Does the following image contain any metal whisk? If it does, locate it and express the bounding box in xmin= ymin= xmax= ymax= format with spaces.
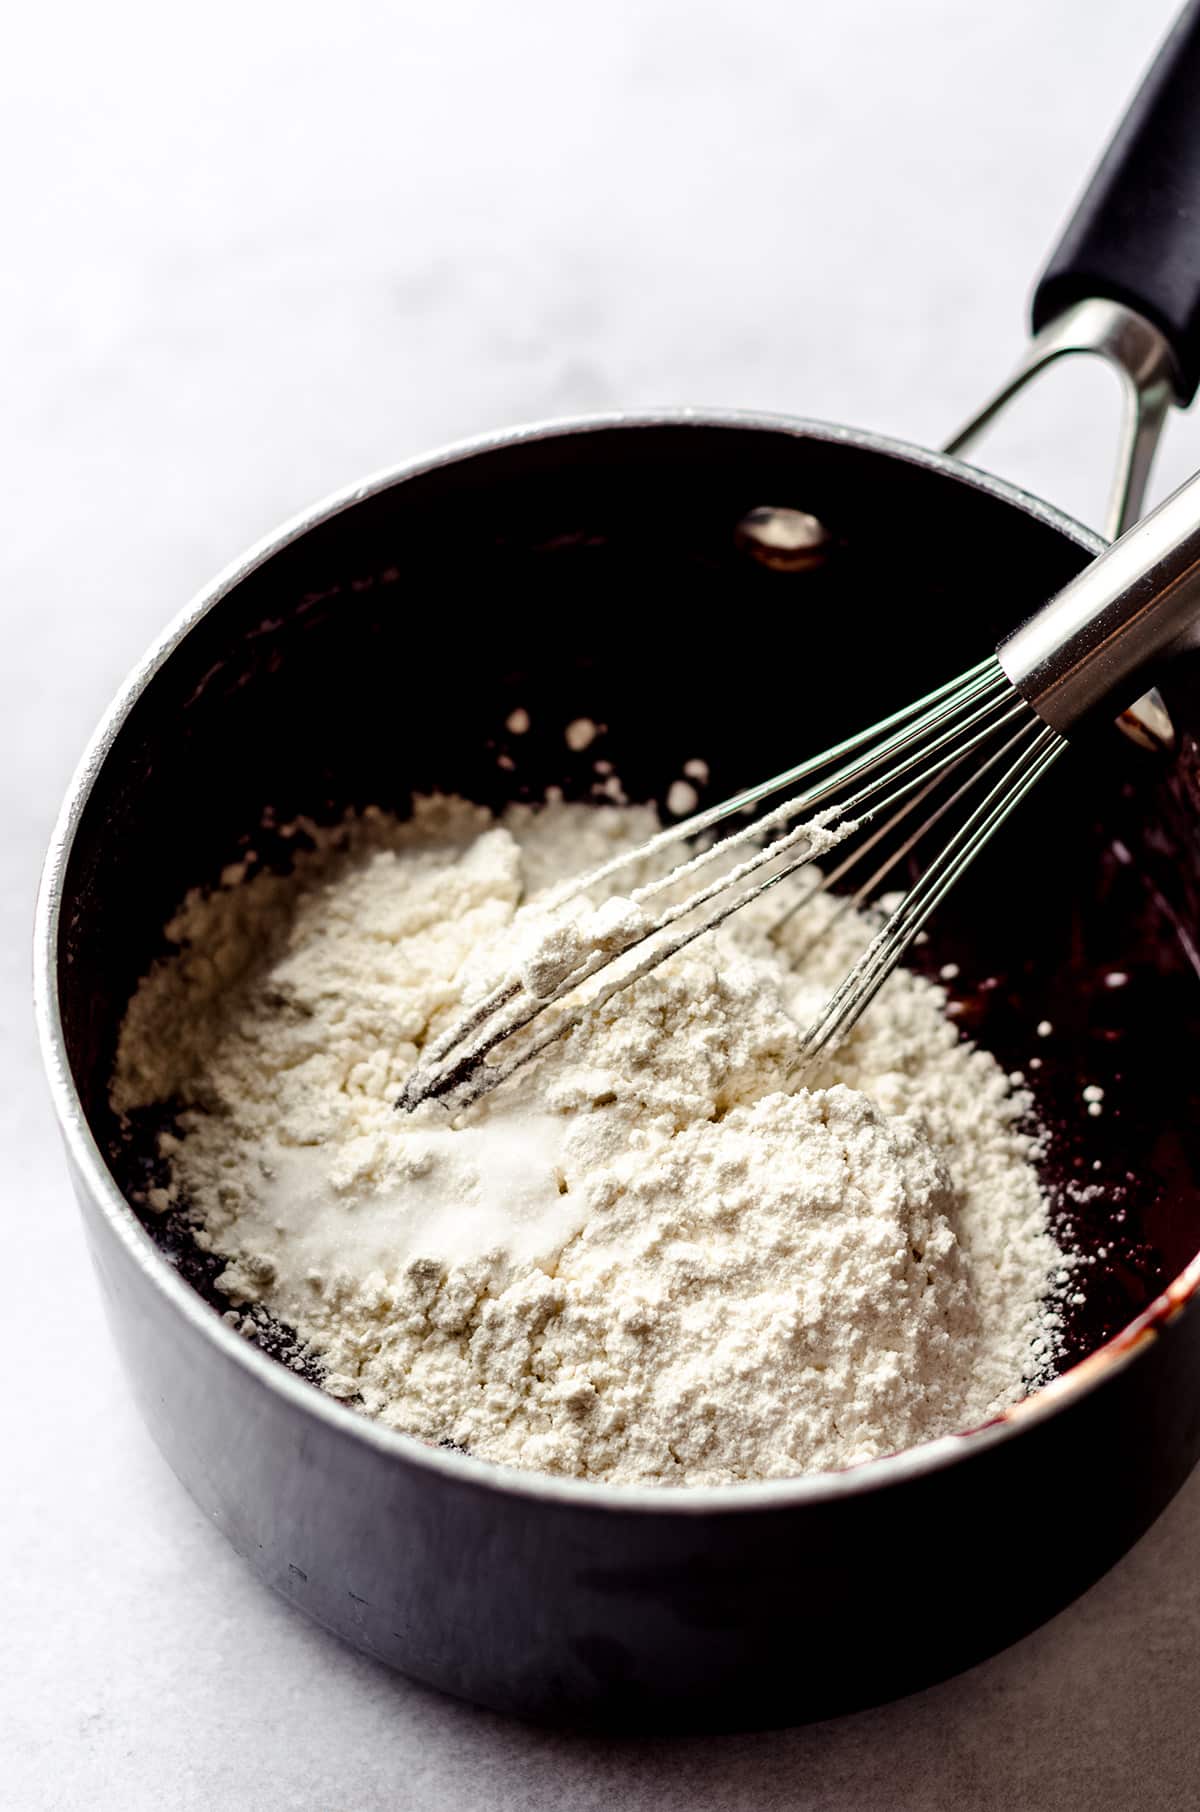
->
xmin=401 ymin=468 xmax=1200 ymax=1115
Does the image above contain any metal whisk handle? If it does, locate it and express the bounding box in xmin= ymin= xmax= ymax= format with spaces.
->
xmin=998 ymin=467 xmax=1200 ymax=735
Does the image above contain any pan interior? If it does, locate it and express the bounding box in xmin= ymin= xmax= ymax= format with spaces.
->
xmin=56 ymin=422 xmax=1200 ymax=1407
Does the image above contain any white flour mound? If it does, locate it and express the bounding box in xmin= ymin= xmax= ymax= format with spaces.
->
xmin=113 ymin=794 xmax=1064 ymax=1485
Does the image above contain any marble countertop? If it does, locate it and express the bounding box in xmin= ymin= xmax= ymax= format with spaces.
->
xmin=6 ymin=1 xmax=1200 ymax=1804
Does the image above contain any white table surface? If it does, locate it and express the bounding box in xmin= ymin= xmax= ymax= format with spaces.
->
xmin=6 ymin=2 xmax=1200 ymax=1804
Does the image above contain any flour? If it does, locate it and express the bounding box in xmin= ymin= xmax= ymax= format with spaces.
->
xmin=507 ymin=893 xmax=654 ymax=1002
xmin=112 ymin=794 xmax=1065 ymax=1485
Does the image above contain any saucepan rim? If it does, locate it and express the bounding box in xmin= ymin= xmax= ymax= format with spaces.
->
xmin=35 ymin=405 xmax=1200 ymax=1517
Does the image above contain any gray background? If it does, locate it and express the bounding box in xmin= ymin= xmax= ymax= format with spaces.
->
xmin=6 ymin=1 xmax=1200 ymax=1805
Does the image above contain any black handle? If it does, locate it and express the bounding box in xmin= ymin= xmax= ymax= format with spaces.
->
xmin=1032 ymin=1 xmax=1200 ymax=404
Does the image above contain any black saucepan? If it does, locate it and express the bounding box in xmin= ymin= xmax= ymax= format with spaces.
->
xmin=34 ymin=4 xmax=1200 ymax=1730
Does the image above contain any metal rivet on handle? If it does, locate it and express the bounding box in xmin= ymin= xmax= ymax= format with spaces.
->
xmin=735 ymin=506 xmax=831 ymax=572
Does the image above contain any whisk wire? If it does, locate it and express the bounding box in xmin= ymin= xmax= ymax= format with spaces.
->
xmin=409 ymin=669 xmax=1011 ymax=1097
xmin=534 ymin=658 xmax=1003 ymax=914
xmin=399 ymin=661 xmax=1062 ymax=1113
xmin=797 ymin=718 xmax=1063 ymax=1063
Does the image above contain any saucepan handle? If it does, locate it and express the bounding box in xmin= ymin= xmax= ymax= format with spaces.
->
xmin=945 ymin=3 xmax=1200 ymax=748
xmin=946 ymin=2 xmax=1200 ymax=549
xmin=1033 ymin=0 xmax=1200 ymax=407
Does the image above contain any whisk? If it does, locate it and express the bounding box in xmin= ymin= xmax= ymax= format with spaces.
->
xmin=400 ymin=469 xmax=1200 ymax=1115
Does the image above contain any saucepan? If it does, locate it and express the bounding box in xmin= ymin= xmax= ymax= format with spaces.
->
xmin=34 ymin=3 xmax=1200 ymax=1728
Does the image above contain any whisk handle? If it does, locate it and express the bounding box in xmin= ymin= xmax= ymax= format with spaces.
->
xmin=1032 ymin=0 xmax=1200 ymax=405
xmin=998 ymin=467 xmax=1200 ymax=735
